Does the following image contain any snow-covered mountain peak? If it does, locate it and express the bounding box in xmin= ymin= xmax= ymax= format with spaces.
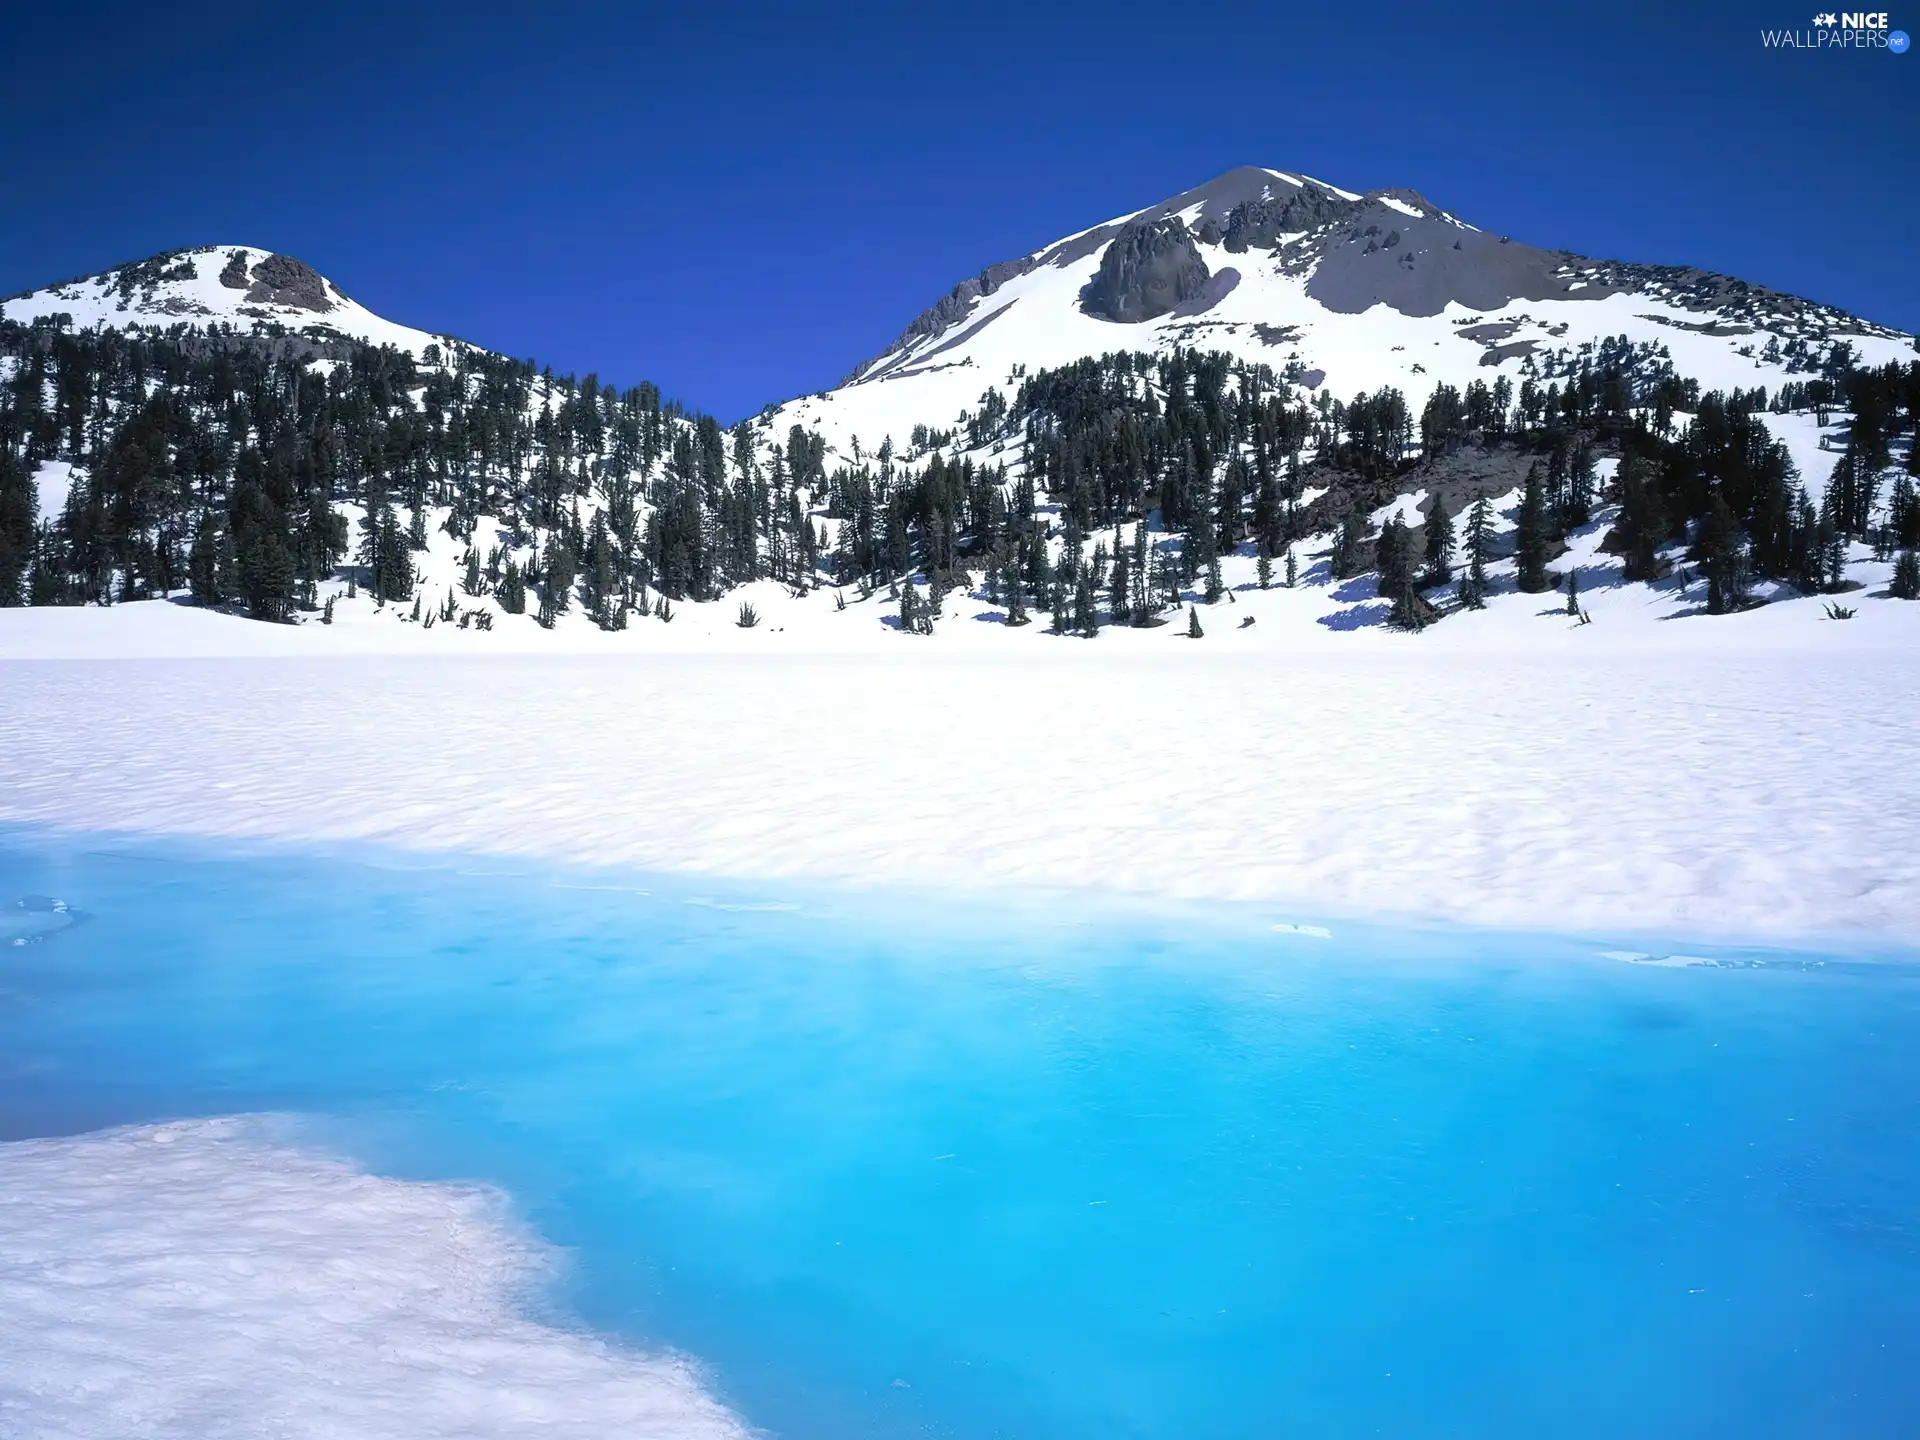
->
xmin=779 ymin=165 xmax=1913 ymax=463
xmin=0 ymin=245 xmax=446 ymax=354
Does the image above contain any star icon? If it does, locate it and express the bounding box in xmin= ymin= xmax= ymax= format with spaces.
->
xmin=1814 ymin=11 xmax=1837 ymax=24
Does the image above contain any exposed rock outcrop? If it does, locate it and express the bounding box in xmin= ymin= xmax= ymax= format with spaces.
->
xmin=1079 ymin=217 xmax=1213 ymax=324
xmin=1202 ymin=187 xmax=1360 ymax=252
xmin=844 ymin=256 xmax=1040 ymax=383
xmin=244 ymin=253 xmax=333 ymax=312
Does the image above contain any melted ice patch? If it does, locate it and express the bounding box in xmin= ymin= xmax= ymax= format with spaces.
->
xmin=2 ymin=895 xmax=80 ymax=947
xmin=1599 ymin=949 xmax=1788 ymax=970
xmin=1271 ymin=922 xmax=1334 ymax=940
xmin=685 ymin=897 xmax=801 ymax=914
xmin=0 ymin=1118 xmax=751 ymax=1440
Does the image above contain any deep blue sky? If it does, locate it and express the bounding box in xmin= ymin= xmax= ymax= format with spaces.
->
xmin=2 ymin=0 xmax=1913 ymax=420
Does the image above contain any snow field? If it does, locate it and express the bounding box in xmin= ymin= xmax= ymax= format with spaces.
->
xmin=0 ymin=1118 xmax=749 ymax=1440
xmin=2 ymin=616 xmax=1915 ymax=946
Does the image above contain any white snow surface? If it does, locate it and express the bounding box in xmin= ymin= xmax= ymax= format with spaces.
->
xmin=32 ymin=460 xmax=75 ymax=526
xmin=2 ymin=594 xmax=1916 ymax=948
xmin=0 ymin=1117 xmax=750 ymax=1440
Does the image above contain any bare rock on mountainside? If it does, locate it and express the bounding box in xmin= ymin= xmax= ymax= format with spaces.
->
xmin=242 ymin=253 xmax=334 ymax=312
xmin=1201 ymin=185 xmax=1360 ymax=252
xmin=1080 ymin=216 xmax=1214 ymax=324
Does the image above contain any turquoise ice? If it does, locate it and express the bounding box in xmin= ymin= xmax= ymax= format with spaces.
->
xmin=3 ymin=832 xmax=1917 ymax=1438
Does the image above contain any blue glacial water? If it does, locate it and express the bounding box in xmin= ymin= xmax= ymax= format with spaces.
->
xmin=2 ymin=828 xmax=1918 ymax=1438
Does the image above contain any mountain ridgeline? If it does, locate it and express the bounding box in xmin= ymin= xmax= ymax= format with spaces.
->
xmin=2 ymin=170 xmax=1918 ymax=631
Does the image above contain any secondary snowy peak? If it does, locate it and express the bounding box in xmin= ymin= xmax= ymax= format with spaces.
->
xmin=0 ymin=245 xmax=448 ymax=354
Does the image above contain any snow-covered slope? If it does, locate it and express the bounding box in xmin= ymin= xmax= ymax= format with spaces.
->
xmin=764 ymin=166 xmax=1914 ymax=459
xmin=1 ymin=175 xmax=1914 ymax=647
xmin=0 ymin=245 xmax=447 ymax=355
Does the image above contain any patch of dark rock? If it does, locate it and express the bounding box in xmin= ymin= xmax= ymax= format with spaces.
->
xmin=1396 ymin=440 xmax=1548 ymax=524
xmin=1479 ymin=341 xmax=1537 ymax=365
xmin=845 ymin=254 xmax=1040 ymax=382
xmin=219 ymin=250 xmax=251 ymax=289
xmin=1254 ymin=323 xmax=1300 ymax=347
xmin=1306 ymin=206 xmax=1630 ymax=318
xmin=1215 ymin=186 xmax=1361 ymax=253
xmin=904 ymin=299 xmax=1017 ymax=367
xmin=244 ymin=254 xmax=334 ymax=312
xmin=1080 ymin=216 xmax=1213 ymax=324
xmin=1633 ymin=312 xmax=1755 ymax=337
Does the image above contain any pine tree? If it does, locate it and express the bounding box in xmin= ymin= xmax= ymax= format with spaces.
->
xmin=189 ymin=511 xmax=224 ymax=606
xmin=1890 ymin=474 xmax=1918 ymax=550
xmin=1380 ymin=519 xmax=1427 ymax=628
xmin=1187 ymin=605 xmax=1203 ymax=638
xmin=1614 ymin=455 xmax=1668 ymax=582
xmin=1460 ymin=493 xmax=1494 ymax=607
xmin=237 ymin=528 xmax=295 ymax=622
xmin=1422 ymin=497 xmax=1454 ymax=587
xmin=1330 ymin=508 xmax=1370 ymax=579
xmin=1566 ymin=443 xmax=1595 ymax=528
xmin=1075 ymin=560 xmax=1099 ymax=636
xmin=898 ymin=578 xmax=922 ymax=634
xmin=1890 ymin=548 xmax=1920 ymax=600
xmin=536 ymin=539 xmax=574 ymax=627
xmin=1514 ymin=464 xmax=1551 ymax=593
xmin=1184 ymin=507 xmax=1216 ymax=588
xmin=1815 ymin=490 xmax=1846 ymax=591
xmin=1129 ymin=521 xmax=1152 ymax=621
xmin=1048 ymin=547 xmax=1076 ymax=632
xmin=497 ymin=559 xmax=527 ymax=614
xmin=1376 ymin=516 xmax=1410 ymax=599
xmin=1002 ymin=559 xmax=1028 ymax=626
xmin=1108 ymin=546 xmax=1132 ymax=626
xmin=374 ymin=504 xmax=413 ymax=604
xmin=1284 ymin=545 xmax=1297 ymax=588
xmin=1695 ymin=495 xmax=1749 ymax=614
xmin=0 ymin=449 xmax=35 ymax=607
xmin=1565 ymin=569 xmax=1581 ymax=616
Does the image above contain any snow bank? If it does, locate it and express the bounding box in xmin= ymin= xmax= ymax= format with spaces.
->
xmin=2 ymin=622 xmax=1915 ymax=946
xmin=0 ymin=1118 xmax=749 ymax=1440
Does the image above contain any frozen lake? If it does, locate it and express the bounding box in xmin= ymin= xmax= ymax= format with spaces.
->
xmin=3 ymin=829 xmax=1917 ymax=1437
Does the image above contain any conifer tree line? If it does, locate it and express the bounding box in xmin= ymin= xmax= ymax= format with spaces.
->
xmin=2 ymin=313 xmax=1916 ymax=625
xmin=0 ymin=318 xmax=758 ymax=622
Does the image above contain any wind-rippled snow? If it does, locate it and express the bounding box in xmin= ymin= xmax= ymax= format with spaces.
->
xmin=2 ymin=623 xmax=1914 ymax=945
